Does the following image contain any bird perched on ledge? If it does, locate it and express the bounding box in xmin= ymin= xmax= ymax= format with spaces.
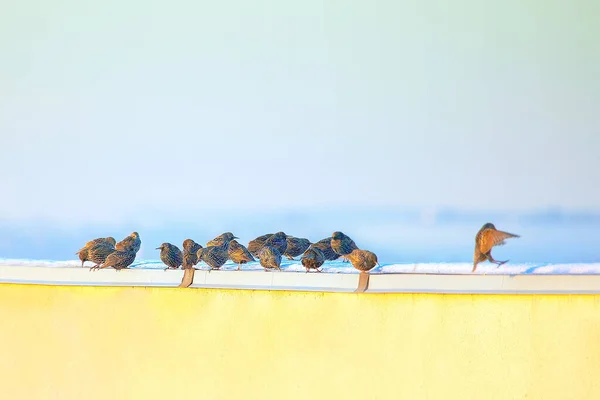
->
xmin=116 ymin=232 xmax=141 ymax=253
xmin=197 ymin=239 xmax=234 ymax=271
xmin=347 ymin=249 xmax=379 ymax=273
xmin=91 ymin=249 xmax=136 ymax=271
xmin=257 ymin=245 xmax=282 ymax=271
xmin=347 ymin=249 xmax=380 ymax=293
xmin=262 ymin=232 xmax=288 ymax=256
xmin=206 ymin=232 xmax=237 ymax=247
xmin=83 ymin=242 xmax=116 ymax=269
xmin=301 ymin=246 xmax=325 ymax=273
xmin=182 ymin=239 xmax=203 ymax=269
xmin=76 ymin=237 xmax=116 ymax=267
xmin=227 ymin=240 xmax=255 ymax=270
xmin=331 ymin=231 xmax=358 ymax=261
xmin=311 ymin=238 xmax=341 ymax=261
xmin=284 ymin=236 xmax=311 ymax=260
xmin=473 ymin=223 xmax=520 ymax=272
xmin=157 ymin=243 xmax=183 ymax=270
xmin=248 ymin=233 xmax=273 ymax=257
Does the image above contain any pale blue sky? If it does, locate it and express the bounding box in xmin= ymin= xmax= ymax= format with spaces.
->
xmin=1 ymin=0 xmax=599 ymax=227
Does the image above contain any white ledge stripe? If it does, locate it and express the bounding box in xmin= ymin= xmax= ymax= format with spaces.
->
xmin=1 ymin=265 xmax=600 ymax=294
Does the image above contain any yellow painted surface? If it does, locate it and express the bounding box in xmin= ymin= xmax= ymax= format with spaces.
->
xmin=0 ymin=284 xmax=599 ymax=399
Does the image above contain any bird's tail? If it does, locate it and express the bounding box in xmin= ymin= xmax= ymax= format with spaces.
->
xmin=501 ymin=231 xmax=520 ymax=239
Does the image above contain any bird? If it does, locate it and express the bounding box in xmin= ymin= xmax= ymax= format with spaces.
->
xmin=115 ymin=232 xmax=141 ymax=253
xmin=197 ymin=238 xmax=235 ymax=271
xmin=206 ymin=232 xmax=238 ymax=247
xmin=257 ymin=245 xmax=282 ymax=271
xmin=347 ymin=249 xmax=380 ymax=272
xmin=75 ymin=237 xmax=116 ymax=267
xmin=301 ymin=247 xmax=325 ymax=273
xmin=248 ymin=233 xmax=273 ymax=257
xmin=283 ymin=236 xmax=312 ymax=260
xmin=330 ymin=231 xmax=358 ymax=261
xmin=83 ymin=242 xmax=116 ymax=269
xmin=227 ymin=240 xmax=255 ymax=270
xmin=347 ymin=249 xmax=380 ymax=293
xmin=473 ymin=223 xmax=520 ymax=272
xmin=262 ymin=232 xmax=288 ymax=256
xmin=91 ymin=249 xmax=136 ymax=271
xmin=157 ymin=243 xmax=183 ymax=271
xmin=310 ymin=238 xmax=341 ymax=261
xmin=182 ymin=239 xmax=203 ymax=269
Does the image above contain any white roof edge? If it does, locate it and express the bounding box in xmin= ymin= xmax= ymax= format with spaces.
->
xmin=0 ymin=265 xmax=599 ymax=294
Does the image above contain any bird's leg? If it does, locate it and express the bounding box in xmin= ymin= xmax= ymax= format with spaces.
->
xmin=305 ymin=268 xmax=309 ymax=273
xmin=316 ymin=268 xmax=322 ymax=273
xmin=237 ymin=264 xmax=241 ymax=271
xmin=486 ymin=253 xmax=508 ymax=267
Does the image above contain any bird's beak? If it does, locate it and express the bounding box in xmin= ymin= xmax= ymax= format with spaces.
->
xmin=155 ymin=247 xmax=161 ymax=250
xmin=233 ymin=236 xmax=239 ymax=239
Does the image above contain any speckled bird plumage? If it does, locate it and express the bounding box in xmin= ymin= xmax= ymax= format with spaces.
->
xmin=347 ymin=249 xmax=379 ymax=272
xmin=248 ymin=233 xmax=273 ymax=257
xmin=331 ymin=231 xmax=359 ymax=260
xmin=197 ymin=240 xmax=233 ymax=271
xmin=157 ymin=243 xmax=183 ymax=270
xmin=76 ymin=237 xmax=116 ymax=267
xmin=182 ymin=239 xmax=203 ymax=269
xmin=92 ymin=249 xmax=136 ymax=271
xmin=284 ymin=236 xmax=311 ymax=260
xmin=227 ymin=240 xmax=255 ymax=270
xmin=206 ymin=232 xmax=237 ymax=247
xmin=85 ymin=242 xmax=116 ymax=268
xmin=301 ymin=247 xmax=325 ymax=273
xmin=473 ymin=223 xmax=520 ymax=272
xmin=263 ymin=232 xmax=288 ymax=256
xmin=257 ymin=245 xmax=282 ymax=271
xmin=115 ymin=232 xmax=141 ymax=253
xmin=311 ymin=238 xmax=341 ymax=261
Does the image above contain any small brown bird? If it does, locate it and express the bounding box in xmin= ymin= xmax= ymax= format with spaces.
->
xmin=197 ymin=241 xmax=232 ymax=271
xmin=91 ymin=249 xmax=136 ymax=271
xmin=311 ymin=238 xmax=341 ymax=261
xmin=115 ymin=232 xmax=141 ymax=253
xmin=248 ymin=233 xmax=273 ymax=257
xmin=157 ymin=243 xmax=183 ymax=271
xmin=284 ymin=236 xmax=312 ymax=260
xmin=262 ymin=231 xmax=288 ymax=256
xmin=331 ymin=231 xmax=359 ymax=261
xmin=227 ymin=240 xmax=255 ymax=270
xmin=347 ymin=249 xmax=380 ymax=272
xmin=347 ymin=249 xmax=379 ymax=293
xmin=473 ymin=223 xmax=520 ymax=272
xmin=182 ymin=239 xmax=203 ymax=269
xmin=301 ymin=247 xmax=325 ymax=273
xmin=84 ymin=242 xmax=116 ymax=269
xmin=206 ymin=232 xmax=238 ymax=247
xmin=257 ymin=245 xmax=282 ymax=271
xmin=75 ymin=237 xmax=116 ymax=267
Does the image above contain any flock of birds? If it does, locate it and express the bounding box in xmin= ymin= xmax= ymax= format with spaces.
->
xmin=75 ymin=223 xmax=520 ymax=275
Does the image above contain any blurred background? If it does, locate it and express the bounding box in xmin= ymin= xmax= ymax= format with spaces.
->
xmin=1 ymin=0 xmax=598 ymax=263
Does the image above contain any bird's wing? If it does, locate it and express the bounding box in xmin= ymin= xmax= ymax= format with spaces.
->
xmin=480 ymin=229 xmax=520 ymax=254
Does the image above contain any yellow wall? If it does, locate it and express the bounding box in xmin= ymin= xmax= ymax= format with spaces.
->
xmin=0 ymin=284 xmax=599 ymax=400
